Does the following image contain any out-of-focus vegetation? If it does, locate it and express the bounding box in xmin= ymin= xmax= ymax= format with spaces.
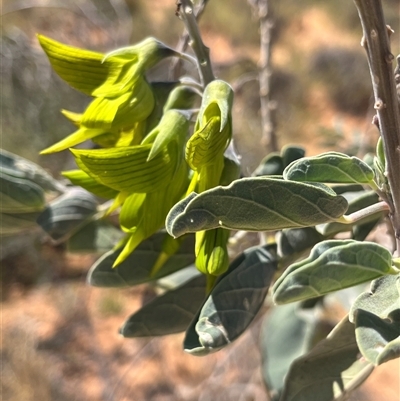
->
xmin=1 ymin=1 xmax=400 ymax=400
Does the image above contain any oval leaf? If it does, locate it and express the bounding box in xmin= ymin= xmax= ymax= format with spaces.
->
xmin=350 ymin=274 xmax=400 ymax=366
xmin=279 ymin=316 xmax=374 ymax=401
xmin=184 ymin=245 xmax=277 ymax=356
xmin=283 ymin=151 xmax=374 ymax=184
xmin=354 ymin=308 xmax=400 ymax=366
xmin=36 ymin=188 xmax=98 ymax=242
xmin=166 ymin=177 xmax=348 ymax=237
xmin=67 ymin=220 xmax=124 ymax=254
xmin=120 ymin=274 xmax=206 ymax=337
xmin=261 ymin=303 xmax=334 ymax=401
xmin=87 ymin=231 xmax=195 ymax=287
xmin=0 ymin=173 xmax=45 ymax=213
xmin=273 ymin=240 xmax=393 ymax=304
xmin=1 ymin=149 xmax=63 ymax=192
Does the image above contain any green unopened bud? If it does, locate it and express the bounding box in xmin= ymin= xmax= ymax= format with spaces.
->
xmin=163 ymin=85 xmax=199 ymax=112
xmin=195 ymin=228 xmax=230 ymax=276
xmin=185 ymin=80 xmax=234 ymax=180
xmin=143 ymin=109 xmax=190 ymax=165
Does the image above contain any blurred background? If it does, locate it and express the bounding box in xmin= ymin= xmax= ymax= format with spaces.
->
xmin=1 ymin=0 xmax=400 ymax=400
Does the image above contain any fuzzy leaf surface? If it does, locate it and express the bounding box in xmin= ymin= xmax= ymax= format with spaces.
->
xmin=261 ymin=303 xmax=331 ymax=401
xmin=120 ymin=275 xmax=206 ymax=337
xmin=350 ymin=274 xmax=400 ymax=365
xmin=0 ymin=173 xmax=45 ymax=213
xmin=354 ymin=309 xmax=400 ymax=366
xmin=283 ymin=152 xmax=374 ymax=184
xmin=1 ymin=149 xmax=62 ymax=192
xmin=279 ymin=316 xmax=373 ymax=401
xmin=166 ymin=177 xmax=348 ymax=237
xmin=36 ymin=188 xmax=98 ymax=242
xmin=87 ymin=232 xmax=195 ymax=287
xmin=273 ymin=240 xmax=393 ymax=304
xmin=67 ymin=221 xmax=124 ymax=253
xmin=184 ymin=245 xmax=277 ymax=356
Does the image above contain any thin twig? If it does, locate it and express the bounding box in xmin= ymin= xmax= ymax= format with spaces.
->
xmin=177 ymin=0 xmax=215 ymax=86
xmin=353 ymin=0 xmax=400 ymax=255
xmin=249 ymin=0 xmax=278 ymax=152
xmin=170 ymin=0 xmax=210 ymax=80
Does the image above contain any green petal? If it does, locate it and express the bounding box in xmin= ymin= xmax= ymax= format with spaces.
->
xmin=38 ymin=34 xmax=124 ymax=95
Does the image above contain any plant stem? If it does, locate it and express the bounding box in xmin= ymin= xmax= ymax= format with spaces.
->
xmin=353 ymin=0 xmax=400 ymax=255
xmin=249 ymin=0 xmax=278 ymax=152
xmin=170 ymin=0 xmax=210 ymax=80
xmin=178 ymin=0 xmax=215 ymax=86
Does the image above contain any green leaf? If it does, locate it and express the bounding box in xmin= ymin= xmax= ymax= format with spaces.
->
xmin=61 ymin=170 xmax=119 ymax=199
xmin=0 ymin=172 xmax=45 ymax=213
xmin=350 ymin=274 xmax=400 ymax=322
xmin=183 ymin=245 xmax=277 ymax=356
xmin=166 ymin=177 xmax=348 ymax=237
xmin=273 ymin=240 xmax=393 ymax=304
xmin=38 ymin=34 xmax=124 ymax=96
xmin=261 ymin=303 xmax=333 ymax=401
xmin=67 ymin=220 xmax=124 ymax=253
xmin=41 ymin=127 xmax=109 ymax=154
xmin=350 ymin=274 xmax=400 ymax=365
xmin=253 ymin=153 xmax=284 ymax=176
xmin=0 ymin=212 xmax=41 ymax=236
xmin=317 ymin=190 xmax=381 ymax=236
xmin=281 ymin=145 xmax=306 ymax=168
xmin=120 ymin=274 xmax=206 ymax=337
xmin=354 ymin=309 xmax=400 ymax=366
xmin=279 ymin=316 xmax=374 ymax=401
xmin=330 ymin=183 xmax=365 ymax=195
xmin=87 ymin=231 xmax=195 ymax=287
xmin=278 ymin=227 xmax=324 ymax=258
xmin=1 ymin=149 xmax=63 ymax=192
xmin=36 ymin=188 xmax=98 ymax=242
xmin=283 ymin=152 xmax=375 ymax=184
xmin=71 ymin=145 xmax=175 ymax=193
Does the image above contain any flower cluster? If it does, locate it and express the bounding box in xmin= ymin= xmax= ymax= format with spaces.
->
xmin=39 ymin=35 xmax=239 ymax=276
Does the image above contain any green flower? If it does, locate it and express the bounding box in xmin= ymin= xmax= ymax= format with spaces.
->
xmin=183 ymin=80 xmax=236 ymax=277
xmin=186 ymin=79 xmax=234 ymax=193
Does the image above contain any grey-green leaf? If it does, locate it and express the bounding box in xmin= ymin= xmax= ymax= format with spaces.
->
xmin=36 ymin=188 xmax=98 ymax=242
xmin=184 ymin=245 xmax=277 ymax=356
xmin=0 ymin=149 xmax=63 ymax=193
xmin=283 ymin=151 xmax=375 ymax=184
xmin=279 ymin=316 xmax=374 ymax=401
xmin=350 ymin=274 xmax=400 ymax=366
xmin=261 ymin=303 xmax=333 ymax=401
xmin=67 ymin=220 xmax=124 ymax=253
xmin=273 ymin=240 xmax=393 ymax=304
xmin=0 ymin=172 xmax=45 ymax=213
xmin=354 ymin=309 xmax=400 ymax=366
xmin=278 ymin=227 xmax=324 ymax=258
xmin=87 ymin=231 xmax=195 ymax=287
xmin=317 ymin=190 xmax=381 ymax=236
xmin=120 ymin=274 xmax=206 ymax=337
xmin=166 ymin=177 xmax=348 ymax=238
xmin=349 ymin=274 xmax=400 ymax=323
